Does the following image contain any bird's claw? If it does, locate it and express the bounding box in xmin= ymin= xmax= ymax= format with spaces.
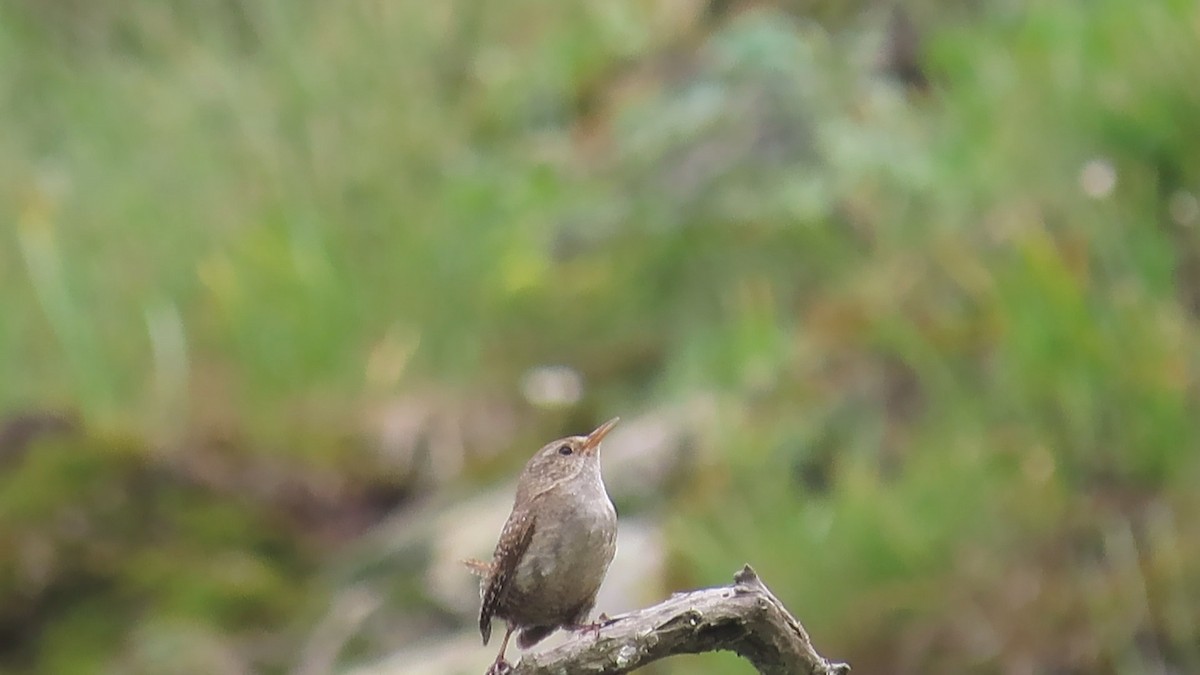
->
xmin=485 ymin=658 xmax=513 ymax=675
xmin=567 ymin=613 xmax=611 ymax=639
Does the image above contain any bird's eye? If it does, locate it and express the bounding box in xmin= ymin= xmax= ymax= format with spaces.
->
xmin=557 ymin=445 xmax=573 ymax=456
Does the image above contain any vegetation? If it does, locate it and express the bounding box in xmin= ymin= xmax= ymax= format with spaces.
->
xmin=2 ymin=1 xmax=1198 ymax=673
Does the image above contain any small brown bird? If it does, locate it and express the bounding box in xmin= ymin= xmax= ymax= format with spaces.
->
xmin=464 ymin=418 xmax=620 ymax=674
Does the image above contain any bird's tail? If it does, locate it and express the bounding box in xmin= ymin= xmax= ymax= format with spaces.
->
xmin=461 ymin=558 xmax=492 ymax=577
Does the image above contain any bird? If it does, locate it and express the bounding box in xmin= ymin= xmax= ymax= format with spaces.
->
xmin=463 ymin=417 xmax=620 ymax=674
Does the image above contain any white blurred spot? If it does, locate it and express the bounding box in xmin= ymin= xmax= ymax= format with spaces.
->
xmin=1169 ymin=191 xmax=1199 ymax=226
xmin=1079 ymin=158 xmax=1117 ymax=199
xmin=520 ymin=365 xmax=584 ymax=409
xmin=616 ymin=643 xmax=638 ymax=667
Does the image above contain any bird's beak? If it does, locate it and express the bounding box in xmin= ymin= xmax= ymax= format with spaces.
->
xmin=581 ymin=417 xmax=620 ymax=455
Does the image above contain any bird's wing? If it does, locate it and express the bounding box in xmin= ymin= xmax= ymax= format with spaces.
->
xmin=479 ymin=505 xmax=536 ymax=645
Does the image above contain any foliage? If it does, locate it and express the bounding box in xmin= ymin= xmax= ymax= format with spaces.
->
xmin=2 ymin=0 xmax=1199 ymax=673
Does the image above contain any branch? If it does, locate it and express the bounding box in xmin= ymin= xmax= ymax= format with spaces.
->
xmin=512 ymin=565 xmax=849 ymax=675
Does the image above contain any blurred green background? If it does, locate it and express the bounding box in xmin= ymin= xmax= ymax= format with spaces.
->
xmin=3 ymin=0 xmax=1200 ymax=673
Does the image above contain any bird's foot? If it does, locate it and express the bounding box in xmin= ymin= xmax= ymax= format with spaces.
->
xmin=484 ymin=657 xmax=513 ymax=675
xmin=566 ymin=613 xmax=611 ymax=639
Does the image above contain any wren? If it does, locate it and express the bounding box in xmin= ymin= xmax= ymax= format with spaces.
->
xmin=464 ymin=417 xmax=620 ymax=674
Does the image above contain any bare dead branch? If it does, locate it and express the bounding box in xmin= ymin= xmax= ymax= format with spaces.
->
xmin=511 ymin=565 xmax=849 ymax=675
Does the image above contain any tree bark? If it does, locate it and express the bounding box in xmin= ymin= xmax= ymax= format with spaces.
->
xmin=511 ymin=565 xmax=849 ymax=675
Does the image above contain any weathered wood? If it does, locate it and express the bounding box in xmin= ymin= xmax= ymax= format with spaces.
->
xmin=510 ymin=565 xmax=849 ymax=675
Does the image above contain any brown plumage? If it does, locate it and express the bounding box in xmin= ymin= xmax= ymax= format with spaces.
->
xmin=465 ymin=418 xmax=620 ymax=673
xmin=479 ymin=508 xmax=536 ymax=646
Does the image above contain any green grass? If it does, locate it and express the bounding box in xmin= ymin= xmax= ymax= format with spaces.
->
xmin=2 ymin=0 xmax=1199 ymax=673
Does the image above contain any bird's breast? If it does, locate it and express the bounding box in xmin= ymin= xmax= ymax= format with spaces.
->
xmin=508 ymin=486 xmax=617 ymax=619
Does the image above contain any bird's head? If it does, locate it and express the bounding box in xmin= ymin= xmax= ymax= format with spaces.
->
xmin=515 ymin=417 xmax=619 ymax=501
